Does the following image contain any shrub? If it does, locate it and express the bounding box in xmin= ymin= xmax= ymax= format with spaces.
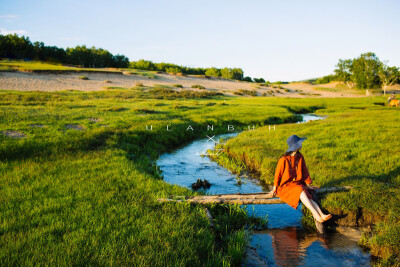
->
xmin=173 ymin=84 xmax=183 ymax=88
xmin=133 ymin=108 xmax=156 ymax=113
xmin=316 ymin=74 xmax=337 ymax=84
xmin=143 ymin=88 xmax=222 ymax=99
xmin=78 ymin=75 xmax=89 ymax=80
xmin=135 ymin=81 xmax=144 ymax=87
xmin=165 ymin=66 xmax=182 ymax=75
xmin=238 ymin=89 xmax=257 ymax=96
xmin=284 ymin=89 xmax=290 ymax=92
xmin=191 ymin=85 xmax=205 ymax=89
xmin=254 ymin=78 xmax=265 ymax=83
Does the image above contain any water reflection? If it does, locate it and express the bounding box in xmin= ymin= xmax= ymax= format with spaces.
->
xmin=247 ymin=228 xmax=371 ymax=266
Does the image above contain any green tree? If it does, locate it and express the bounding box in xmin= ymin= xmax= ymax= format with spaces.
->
xmin=0 ymin=34 xmax=34 ymax=59
xmin=243 ymin=76 xmax=253 ymax=82
xmin=165 ymin=66 xmax=182 ymax=75
xmin=220 ymin=68 xmax=232 ymax=79
xmin=351 ymin=52 xmax=381 ymax=90
xmin=378 ymin=62 xmax=399 ymax=95
xmin=220 ymin=68 xmax=243 ymax=80
xmin=231 ymin=68 xmax=244 ymax=80
xmin=130 ymin=59 xmax=155 ymax=70
xmin=334 ymin=59 xmax=354 ymax=88
xmin=113 ymin=54 xmax=129 ymax=68
xmin=205 ymin=67 xmax=221 ymax=77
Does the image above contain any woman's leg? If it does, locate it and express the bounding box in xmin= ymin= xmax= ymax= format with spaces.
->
xmin=299 ymin=191 xmax=323 ymax=222
xmin=309 ymin=199 xmax=332 ymax=221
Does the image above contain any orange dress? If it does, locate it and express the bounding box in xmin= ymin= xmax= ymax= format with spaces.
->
xmin=273 ymin=152 xmax=312 ymax=209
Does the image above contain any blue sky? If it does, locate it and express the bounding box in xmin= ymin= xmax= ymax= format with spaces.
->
xmin=1 ymin=0 xmax=399 ymax=81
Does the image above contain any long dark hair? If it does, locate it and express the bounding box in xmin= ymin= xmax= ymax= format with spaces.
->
xmin=278 ymin=150 xmax=302 ymax=160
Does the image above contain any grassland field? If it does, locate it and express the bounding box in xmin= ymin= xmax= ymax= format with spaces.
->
xmin=0 ymin=65 xmax=399 ymax=265
xmin=209 ymin=97 xmax=400 ymax=266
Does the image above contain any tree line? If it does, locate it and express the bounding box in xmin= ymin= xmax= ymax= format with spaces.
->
xmin=316 ymin=52 xmax=399 ymax=94
xmin=130 ymin=59 xmax=254 ymax=81
xmin=0 ymin=34 xmax=268 ymax=82
xmin=0 ymin=34 xmax=129 ymax=68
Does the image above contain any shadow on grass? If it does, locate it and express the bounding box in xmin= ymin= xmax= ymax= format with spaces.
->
xmin=279 ymin=105 xmax=326 ymax=114
xmin=323 ymin=164 xmax=400 ymax=187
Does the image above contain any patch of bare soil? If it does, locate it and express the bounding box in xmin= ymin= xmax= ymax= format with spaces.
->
xmin=29 ymin=124 xmax=46 ymax=128
xmin=0 ymin=130 xmax=26 ymax=139
xmin=88 ymin=118 xmax=103 ymax=123
xmin=65 ymin=124 xmax=85 ymax=131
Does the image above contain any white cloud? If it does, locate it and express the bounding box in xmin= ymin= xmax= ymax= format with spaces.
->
xmin=0 ymin=14 xmax=18 ymax=19
xmin=0 ymin=28 xmax=27 ymax=35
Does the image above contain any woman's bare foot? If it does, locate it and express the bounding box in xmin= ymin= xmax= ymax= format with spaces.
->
xmin=314 ymin=215 xmax=324 ymax=223
xmin=321 ymin=214 xmax=332 ymax=222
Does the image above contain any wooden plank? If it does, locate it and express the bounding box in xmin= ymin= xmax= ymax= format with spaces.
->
xmin=158 ymin=186 xmax=352 ymax=205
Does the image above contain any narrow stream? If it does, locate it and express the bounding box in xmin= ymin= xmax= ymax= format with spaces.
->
xmin=157 ymin=114 xmax=371 ymax=266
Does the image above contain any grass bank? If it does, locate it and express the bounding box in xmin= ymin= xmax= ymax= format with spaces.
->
xmin=0 ymin=60 xmax=158 ymax=78
xmin=208 ymin=97 xmax=400 ymax=265
xmin=0 ymin=89 xmax=310 ymax=265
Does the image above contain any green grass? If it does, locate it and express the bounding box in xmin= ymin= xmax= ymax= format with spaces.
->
xmin=0 ymin=90 xmax=300 ymax=266
xmin=237 ymin=89 xmax=257 ymax=96
xmin=0 ymin=60 xmax=161 ymax=80
xmin=191 ymin=85 xmax=206 ymax=89
xmin=0 ymin=60 xmax=124 ymax=73
xmin=313 ymin=84 xmax=367 ymax=95
xmin=314 ymin=86 xmax=340 ymax=92
xmin=122 ymin=68 xmax=159 ymax=79
xmin=208 ymin=97 xmax=400 ymax=265
xmin=2 ymin=89 xmax=398 ymax=264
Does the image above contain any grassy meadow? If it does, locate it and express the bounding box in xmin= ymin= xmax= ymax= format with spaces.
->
xmin=209 ymin=97 xmax=400 ymax=265
xmin=0 ymin=87 xmax=306 ymax=266
xmin=0 ymin=60 xmax=158 ymax=78
xmin=1 ymin=84 xmax=399 ymax=265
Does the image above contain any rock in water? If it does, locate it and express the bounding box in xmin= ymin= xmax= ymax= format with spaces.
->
xmin=191 ymin=179 xmax=211 ymax=190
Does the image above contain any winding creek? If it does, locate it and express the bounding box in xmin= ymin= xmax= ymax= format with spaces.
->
xmin=157 ymin=114 xmax=372 ymax=266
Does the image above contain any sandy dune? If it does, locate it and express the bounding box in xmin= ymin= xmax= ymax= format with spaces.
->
xmin=0 ymin=71 xmax=395 ymax=98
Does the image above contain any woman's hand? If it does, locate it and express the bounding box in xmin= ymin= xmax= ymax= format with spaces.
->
xmin=272 ymin=186 xmax=277 ymax=197
xmin=307 ymin=185 xmax=319 ymax=190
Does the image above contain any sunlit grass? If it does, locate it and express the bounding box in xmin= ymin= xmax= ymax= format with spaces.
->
xmin=209 ymin=96 xmax=400 ymax=264
xmin=0 ymin=89 xmax=300 ymax=266
xmin=0 ymin=60 xmax=121 ymax=73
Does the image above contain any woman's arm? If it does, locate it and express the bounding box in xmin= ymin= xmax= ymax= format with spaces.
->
xmin=301 ymin=156 xmax=312 ymax=185
xmin=273 ymin=158 xmax=285 ymax=188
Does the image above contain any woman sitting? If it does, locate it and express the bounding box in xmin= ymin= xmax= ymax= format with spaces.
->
xmin=272 ymin=135 xmax=332 ymax=223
